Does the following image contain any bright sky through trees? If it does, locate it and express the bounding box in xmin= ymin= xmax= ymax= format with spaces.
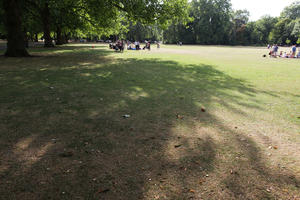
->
xmin=231 ymin=0 xmax=296 ymax=21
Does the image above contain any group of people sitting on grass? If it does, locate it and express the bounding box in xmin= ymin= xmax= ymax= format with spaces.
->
xmin=268 ymin=44 xmax=300 ymax=58
xmin=109 ymin=40 xmax=125 ymax=52
xmin=127 ymin=41 xmax=153 ymax=50
xmin=109 ymin=40 xmax=160 ymax=52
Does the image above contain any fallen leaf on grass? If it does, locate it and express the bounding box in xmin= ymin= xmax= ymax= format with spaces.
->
xmin=175 ymin=144 xmax=182 ymax=148
xmin=201 ymin=108 xmax=206 ymax=112
xmin=189 ymin=189 xmax=195 ymax=193
xmin=282 ymin=189 xmax=289 ymax=193
xmin=273 ymin=146 xmax=278 ymax=150
xmin=179 ymin=166 xmax=187 ymax=171
xmin=176 ymin=114 xmax=184 ymax=119
xmin=199 ymin=179 xmax=206 ymax=185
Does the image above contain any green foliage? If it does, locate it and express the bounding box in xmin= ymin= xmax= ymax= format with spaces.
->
xmin=281 ymin=1 xmax=300 ymax=20
xmin=231 ymin=9 xmax=250 ymax=45
xmin=254 ymin=15 xmax=278 ymax=44
xmin=2 ymin=0 xmax=300 ymax=46
xmin=292 ymin=19 xmax=300 ymax=37
xmin=164 ymin=0 xmax=232 ymax=44
xmin=0 ymin=1 xmax=6 ymax=37
xmin=125 ymin=22 xmax=163 ymax=41
xmin=269 ymin=18 xmax=292 ymax=44
xmin=163 ymin=0 xmax=300 ymax=45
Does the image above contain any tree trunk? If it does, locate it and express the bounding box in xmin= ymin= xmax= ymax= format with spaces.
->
xmin=42 ymin=2 xmax=54 ymax=47
xmin=30 ymin=33 xmax=34 ymax=42
xmin=63 ymin=33 xmax=69 ymax=44
xmin=34 ymin=33 xmax=38 ymax=42
xmin=24 ymin=28 xmax=29 ymax=48
xmin=3 ymin=0 xmax=29 ymax=57
xmin=55 ymin=26 xmax=63 ymax=45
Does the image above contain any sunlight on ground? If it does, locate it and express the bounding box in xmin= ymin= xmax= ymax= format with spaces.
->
xmin=13 ymin=135 xmax=54 ymax=168
xmin=0 ymin=44 xmax=299 ymax=199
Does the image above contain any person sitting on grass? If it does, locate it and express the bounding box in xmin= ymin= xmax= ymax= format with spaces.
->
xmin=269 ymin=50 xmax=273 ymax=57
xmin=146 ymin=42 xmax=151 ymax=50
xmin=281 ymin=52 xmax=287 ymax=58
xmin=288 ymin=51 xmax=295 ymax=58
xmin=143 ymin=42 xmax=151 ymax=50
xmin=119 ymin=40 xmax=124 ymax=52
xmin=156 ymin=41 xmax=160 ymax=49
xmin=134 ymin=41 xmax=140 ymax=50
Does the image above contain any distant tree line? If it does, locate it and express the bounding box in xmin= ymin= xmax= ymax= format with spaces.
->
xmin=144 ymin=0 xmax=300 ymax=45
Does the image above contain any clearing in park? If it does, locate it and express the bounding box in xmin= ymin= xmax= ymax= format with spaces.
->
xmin=0 ymin=44 xmax=300 ymax=199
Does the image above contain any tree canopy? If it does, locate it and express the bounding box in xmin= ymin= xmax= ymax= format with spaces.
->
xmin=1 ymin=0 xmax=189 ymax=56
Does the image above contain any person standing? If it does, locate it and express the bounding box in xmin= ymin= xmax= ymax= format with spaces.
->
xmin=297 ymin=47 xmax=300 ymax=58
xmin=291 ymin=45 xmax=297 ymax=57
xmin=273 ymin=44 xmax=279 ymax=57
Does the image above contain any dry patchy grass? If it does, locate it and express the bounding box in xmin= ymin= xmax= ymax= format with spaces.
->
xmin=0 ymin=44 xmax=300 ymax=200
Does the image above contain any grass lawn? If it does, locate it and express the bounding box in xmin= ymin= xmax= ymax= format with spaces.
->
xmin=0 ymin=44 xmax=300 ymax=199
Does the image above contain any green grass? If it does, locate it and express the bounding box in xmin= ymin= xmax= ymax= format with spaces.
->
xmin=0 ymin=44 xmax=300 ymax=199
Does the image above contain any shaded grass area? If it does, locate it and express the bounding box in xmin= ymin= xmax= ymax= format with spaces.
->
xmin=0 ymin=45 xmax=300 ymax=199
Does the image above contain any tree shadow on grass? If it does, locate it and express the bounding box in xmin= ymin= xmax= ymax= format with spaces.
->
xmin=0 ymin=48 xmax=299 ymax=199
xmin=0 ymin=44 xmax=108 ymax=57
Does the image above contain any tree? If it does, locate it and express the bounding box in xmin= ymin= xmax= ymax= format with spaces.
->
xmin=281 ymin=1 xmax=300 ymax=20
xmin=292 ymin=19 xmax=300 ymax=38
xmin=2 ymin=0 xmax=29 ymax=57
xmin=231 ymin=9 xmax=250 ymax=44
xmin=3 ymin=0 xmax=189 ymax=56
xmin=269 ymin=18 xmax=292 ymax=45
xmin=166 ymin=0 xmax=232 ymax=45
xmin=0 ymin=3 xmax=5 ymax=38
xmin=255 ymin=15 xmax=278 ymax=44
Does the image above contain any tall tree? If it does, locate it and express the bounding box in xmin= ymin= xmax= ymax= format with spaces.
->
xmin=230 ymin=9 xmax=250 ymax=45
xmin=281 ymin=1 xmax=300 ymax=20
xmin=255 ymin=15 xmax=278 ymax=44
xmin=292 ymin=19 xmax=300 ymax=39
xmin=2 ymin=0 xmax=29 ymax=56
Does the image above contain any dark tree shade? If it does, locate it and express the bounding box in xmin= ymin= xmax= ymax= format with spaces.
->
xmin=3 ymin=0 xmax=29 ymax=57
